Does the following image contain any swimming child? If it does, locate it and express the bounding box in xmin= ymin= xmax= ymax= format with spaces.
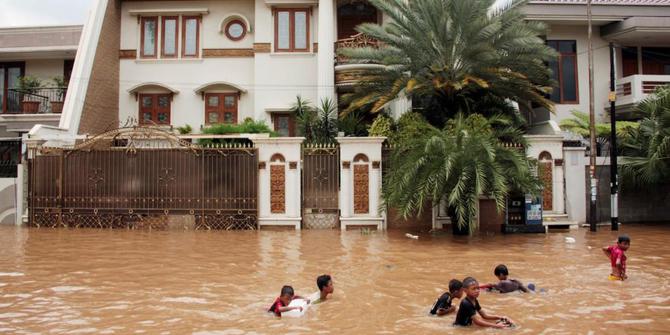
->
xmin=454 ymin=277 xmax=515 ymax=329
xmin=602 ymin=234 xmax=630 ymax=281
xmin=313 ymin=274 xmax=334 ymax=303
xmin=481 ymin=264 xmax=530 ymax=293
xmin=430 ymin=279 xmax=464 ymax=316
xmin=268 ymin=285 xmax=309 ymax=317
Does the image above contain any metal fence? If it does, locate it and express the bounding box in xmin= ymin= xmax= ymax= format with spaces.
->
xmin=28 ymin=127 xmax=258 ymax=229
xmin=302 ymin=143 xmax=340 ymax=229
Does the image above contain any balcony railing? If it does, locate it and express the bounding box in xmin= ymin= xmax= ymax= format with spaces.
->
xmin=3 ymin=87 xmax=67 ymax=114
xmin=615 ymin=75 xmax=670 ymax=106
xmin=335 ymin=33 xmax=379 ymax=65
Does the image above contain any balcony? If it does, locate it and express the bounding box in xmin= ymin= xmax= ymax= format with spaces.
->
xmin=334 ymin=33 xmax=384 ymax=90
xmin=0 ymin=87 xmax=66 ymax=132
xmin=615 ymin=75 xmax=670 ymax=110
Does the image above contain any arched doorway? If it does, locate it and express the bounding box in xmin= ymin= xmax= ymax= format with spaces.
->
xmin=337 ymin=1 xmax=379 ymax=39
xmin=538 ymin=151 xmax=553 ymax=211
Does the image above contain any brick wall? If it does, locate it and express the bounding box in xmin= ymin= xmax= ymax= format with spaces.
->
xmin=77 ymin=0 xmax=121 ymax=135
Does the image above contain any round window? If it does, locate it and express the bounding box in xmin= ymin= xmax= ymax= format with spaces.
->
xmin=225 ymin=20 xmax=246 ymax=41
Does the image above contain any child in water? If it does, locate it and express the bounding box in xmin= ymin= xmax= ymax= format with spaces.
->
xmin=602 ymin=234 xmax=631 ymax=281
xmin=313 ymin=274 xmax=334 ymax=304
xmin=430 ymin=279 xmax=464 ymax=316
xmin=481 ymin=264 xmax=531 ymax=293
xmin=454 ymin=277 xmax=515 ymax=328
xmin=268 ymin=285 xmax=309 ymax=317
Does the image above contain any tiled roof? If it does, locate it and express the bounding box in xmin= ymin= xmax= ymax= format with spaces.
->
xmin=529 ymin=0 xmax=670 ymax=5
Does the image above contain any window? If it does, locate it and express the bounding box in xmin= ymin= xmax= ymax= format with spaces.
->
xmin=547 ymin=40 xmax=578 ymax=104
xmin=205 ymin=93 xmax=237 ymax=124
xmin=272 ymin=114 xmax=295 ymax=137
xmin=225 ymin=20 xmax=247 ymax=41
xmin=274 ymin=8 xmax=310 ymax=52
xmin=139 ymin=94 xmax=171 ymax=125
xmin=161 ymin=16 xmax=178 ymax=58
xmin=141 ymin=17 xmax=158 ymax=58
xmin=182 ymin=16 xmax=200 ymax=58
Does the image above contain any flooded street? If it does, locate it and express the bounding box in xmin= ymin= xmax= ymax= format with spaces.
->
xmin=1 ymin=224 xmax=669 ymax=334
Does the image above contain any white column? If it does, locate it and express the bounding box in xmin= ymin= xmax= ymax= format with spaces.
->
xmin=15 ymin=164 xmax=23 ymax=225
xmin=563 ymin=147 xmax=587 ymax=223
xmin=339 ymin=166 xmax=351 ymax=218
xmin=554 ymin=162 xmax=565 ymax=214
xmin=317 ymin=0 xmax=336 ymax=104
xmin=370 ymin=166 xmax=382 ymax=229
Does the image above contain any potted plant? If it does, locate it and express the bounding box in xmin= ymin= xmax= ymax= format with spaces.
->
xmin=50 ymin=76 xmax=68 ymax=113
xmin=17 ymin=76 xmax=43 ymax=114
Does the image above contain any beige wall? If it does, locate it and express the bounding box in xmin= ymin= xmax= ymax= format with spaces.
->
xmin=25 ymin=59 xmax=68 ymax=85
xmin=546 ymin=25 xmax=611 ymax=123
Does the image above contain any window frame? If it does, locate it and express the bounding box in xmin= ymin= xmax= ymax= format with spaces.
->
xmin=273 ymin=8 xmax=310 ymax=52
xmin=181 ymin=15 xmax=201 ymax=58
xmin=272 ymin=113 xmax=296 ymax=137
xmin=547 ymin=40 xmax=579 ymax=104
xmin=225 ymin=19 xmax=247 ymax=41
xmin=161 ymin=16 xmax=179 ymax=58
xmin=140 ymin=16 xmax=158 ymax=59
xmin=138 ymin=93 xmax=172 ymax=125
xmin=204 ymin=92 xmax=238 ymax=125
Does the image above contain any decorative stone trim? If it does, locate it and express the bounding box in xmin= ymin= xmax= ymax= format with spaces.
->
xmin=555 ymin=158 xmax=564 ymax=166
xmin=313 ymin=42 xmax=318 ymax=52
xmin=119 ymin=49 xmax=137 ymax=59
xmin=354 ymin=164 xmax=369 ymax=214
xmin=289 ymin=161 xmax=298 ymax=169
xmin=253 ymin=43 xmax=271 ymax=53
xmin=203 ymin=48 xmax=254 ymax=57
xmin=372 ymin=161 xmax=380 ymax=169
xmin=258 ymin=161 xmax=266 ymax=169
xmin=342 ymin=161 xmax=351 ymax=169
xmin=271 ymin=165 xmax=286 ymax=213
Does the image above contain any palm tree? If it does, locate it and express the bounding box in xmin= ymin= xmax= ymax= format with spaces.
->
xmin=620 ymin=86 xmax=670 ymax=188
xmin=560 ymin=110 xmax=639 ymax=154
xmin=339 ymin=0 xmax=556 ymax=126
xmin=383 ymin=113 xmax=539 ymax=234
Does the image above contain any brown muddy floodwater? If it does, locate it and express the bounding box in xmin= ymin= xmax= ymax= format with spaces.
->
xmin=1 ymin=224 xmax=669 ymax=334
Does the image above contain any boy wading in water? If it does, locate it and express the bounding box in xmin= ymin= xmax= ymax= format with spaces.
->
xmin=430 ymin=279 xmax=464 ymax=316
xmin=268 ymin=285 xmax=309 ymax=317
xmin=481 ymin=264 xmax=530 ymax=293
xmin=454 ymin=277 xmax=515 ymax=329
xmin=313 ymin=274 xmax=334 ymax=304
xmin=603 ymin=235 xmax=631 ymax=281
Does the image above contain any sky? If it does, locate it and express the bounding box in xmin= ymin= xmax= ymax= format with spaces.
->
xmin=0 ymin=0 xmax=94 ymax=28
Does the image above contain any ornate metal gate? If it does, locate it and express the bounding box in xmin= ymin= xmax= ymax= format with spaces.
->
xmin=302 ymin=143 xmax=339 ymax=229
xmin=28 ymin=127 xmax=258 ymax=229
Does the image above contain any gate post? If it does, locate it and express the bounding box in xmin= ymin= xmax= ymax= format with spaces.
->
xmin=336 ymin=137 xmax=385 ymax=230
xmin=253 ymin=137 xmax=305 ymax=230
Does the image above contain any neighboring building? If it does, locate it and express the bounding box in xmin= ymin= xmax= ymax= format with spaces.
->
xmin=22 ymin=0 xmax=670 ymax=227
xmin=0 ymin=24 xmax=81 ymax=225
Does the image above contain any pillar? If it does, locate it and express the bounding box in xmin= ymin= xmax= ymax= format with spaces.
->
xmin=564 ymin=146 xmax=587 ymax=223
xmin=317 ymin=0 xmax=336 ymax=104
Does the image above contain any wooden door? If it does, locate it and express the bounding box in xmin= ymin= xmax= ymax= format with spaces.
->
xmin=538 ymin=152 xmax=553 ymax=211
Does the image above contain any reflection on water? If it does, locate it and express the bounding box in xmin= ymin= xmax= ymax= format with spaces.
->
xmin=1 ymin=224 xmax=669 ymax=334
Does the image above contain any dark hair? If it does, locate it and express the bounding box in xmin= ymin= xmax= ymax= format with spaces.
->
xmin=494 ymin=264 xmax=509 ymax=276
xmin=317 ymin=274 xmax=332 ymax=291
xmin=618 ymin=235 xmax=631 ymax=243
xmin=448 ymin=279 xmax=463 ymax=293
xmin=462 ymin=277 xmax=478 ymax=288
xmin=280 ymin=285 xmax=294 ymax=297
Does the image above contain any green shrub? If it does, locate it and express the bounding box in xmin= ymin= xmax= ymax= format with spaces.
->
xmin=368 ymin=114 xmax=394 ymax=139
xmin=199 ymin=119 xmax=276 ymax=144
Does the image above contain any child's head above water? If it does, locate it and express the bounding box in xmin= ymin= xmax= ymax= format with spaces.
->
xmin=617 ymin=234 xmax=631 ymax=250
xmin=494 ymin=264 xmax=509 ymax=280
xmin=317 ymin=274 xmax=334 ymax=294
xmin=448 ymin=279 xmax=464 ymax=299
xmin=279 ymin=285 xmax=295 ymax=304
xmin=462 ymin=277 xmax=480 ymax=299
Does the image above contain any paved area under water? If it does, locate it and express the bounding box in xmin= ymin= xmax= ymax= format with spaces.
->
xmin=0 ymin=224 xmax=669 ymax=334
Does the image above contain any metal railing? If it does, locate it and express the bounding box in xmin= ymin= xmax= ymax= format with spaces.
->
xmin=335 ymin=33 xmax=379 ymax=65
xmin=4 ymin=87 xmax=67 ymax=114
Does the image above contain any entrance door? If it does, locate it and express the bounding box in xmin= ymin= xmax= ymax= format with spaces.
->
xmin=0 ymin=62 xmax=25 ymax=114
xmin=205 ymin=93 xmax=238 ymax=124
xmin=337 ymin=2 xmax=379 ymax=39
xmin=538 ymin=152 xmax=553 ymax=211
